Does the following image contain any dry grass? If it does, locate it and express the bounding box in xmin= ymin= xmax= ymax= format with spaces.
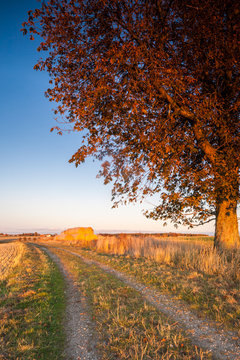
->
xmin=0 ymin=241 xmax=25 ymax=280
xmin=0 ymin=243 xmax=65 ymax=359
xmin=92 ymin=234 xmax=239 ymax=282
xmin=54 ymin=234 xmax=239 ymax=332
xmin=51 ymin=247 xmax=211 ymax=359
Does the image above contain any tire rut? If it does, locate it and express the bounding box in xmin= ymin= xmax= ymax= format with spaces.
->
xmin=55 ymin=247 xmax=240 ymax=360
xmin=39 ymin=246 xmax=99 ymax=360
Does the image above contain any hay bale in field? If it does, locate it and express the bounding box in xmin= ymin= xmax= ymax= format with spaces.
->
xmin=55 ymin=227 xmax=97 ymax=243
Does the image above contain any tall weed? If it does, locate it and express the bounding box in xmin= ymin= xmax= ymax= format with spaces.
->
xmin=89 ymin=235 xmax=239 ymax=283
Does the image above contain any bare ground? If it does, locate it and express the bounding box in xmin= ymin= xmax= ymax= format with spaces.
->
xmin=52 ymin=247 xmax=240 ymax=360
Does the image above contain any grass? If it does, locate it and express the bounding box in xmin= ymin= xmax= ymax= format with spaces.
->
xmin=0 ymin=243 xmax=65 ymax=360
xmin=51 ymin=247 xmax=212 ymax=360
xmin=52 ymin=234 xmax=240 ymax=334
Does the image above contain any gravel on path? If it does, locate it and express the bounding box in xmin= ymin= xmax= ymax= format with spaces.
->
xmin=41 ymin=246 xmax=99 ymax=360
xmin=56 ymin=247 xmax=240 ymax=360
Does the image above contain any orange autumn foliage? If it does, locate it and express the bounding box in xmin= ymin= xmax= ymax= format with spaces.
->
xmin=23 ymin=0 xmax=240 ymax=248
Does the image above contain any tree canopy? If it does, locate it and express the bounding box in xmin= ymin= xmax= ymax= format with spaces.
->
xmin=23 ymin=0 xmax=240 ymax=247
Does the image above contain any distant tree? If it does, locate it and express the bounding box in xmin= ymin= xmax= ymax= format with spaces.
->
xmin=23 ymin=0 xmax=240 ymax=248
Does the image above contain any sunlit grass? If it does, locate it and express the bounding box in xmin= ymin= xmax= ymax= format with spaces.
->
xmin=0 ymin=243 xmax=65 ymax=359
xmin=51 ymin=247 xmax=212 ymax=360
xmin=91 ymin=234 xmax=239 ymax=282
xmin=54 ymin=233 xmax=239 ymax=334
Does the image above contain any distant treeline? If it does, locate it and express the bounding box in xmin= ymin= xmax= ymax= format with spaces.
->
xmin=18 ymin=232 xmax=41 ymax=236
xmin=0 ymin=232 xmax=41 ymax=237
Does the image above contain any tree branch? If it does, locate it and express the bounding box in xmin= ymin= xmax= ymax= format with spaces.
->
xmin=192 ymin=217 xmax=215 ymax=227
xmin=156 ymin=86 xmax=218 ymax=164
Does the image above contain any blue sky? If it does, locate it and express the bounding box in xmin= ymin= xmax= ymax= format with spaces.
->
xmin=0 ymin=0 xmax=216 ymax=235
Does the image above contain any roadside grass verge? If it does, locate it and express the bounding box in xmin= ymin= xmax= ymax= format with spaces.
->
xmin=51 ymin=247 xmax=212 ymax=360
xmin=0 ymin=243 xmax=65 ymax=360
xmin=58 ymin=245 xmax=240 ymax=335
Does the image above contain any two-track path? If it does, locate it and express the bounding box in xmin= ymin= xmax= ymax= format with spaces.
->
xmin=40 ymin=245 xmax=240 ymax=360
xmin=42 ymin=246 xmax=99 ymax=360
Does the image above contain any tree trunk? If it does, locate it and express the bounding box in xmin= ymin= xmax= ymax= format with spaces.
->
xmin=214 ymin=199 xmax=239 ymax=249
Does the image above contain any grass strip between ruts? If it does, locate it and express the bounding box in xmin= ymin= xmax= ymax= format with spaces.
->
xmin=52 ymin=247 xmax=212 ymax=360
xmin=0 ymin=243 xmax=65 ymax=360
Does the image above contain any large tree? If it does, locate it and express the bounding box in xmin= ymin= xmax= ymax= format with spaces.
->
xmin=23 ymin=0 xmax=240 ymax=248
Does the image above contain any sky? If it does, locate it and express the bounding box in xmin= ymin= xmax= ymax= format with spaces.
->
xmin=0 ymin=0 xmax=217 ymax=235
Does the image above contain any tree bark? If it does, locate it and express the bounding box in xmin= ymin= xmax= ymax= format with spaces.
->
xmin=214 ymin=199 xmax=239 ymax=249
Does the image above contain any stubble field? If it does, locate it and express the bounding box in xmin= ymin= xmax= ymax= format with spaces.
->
xmin=0 ymin=242 xmax=24 ymax=280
